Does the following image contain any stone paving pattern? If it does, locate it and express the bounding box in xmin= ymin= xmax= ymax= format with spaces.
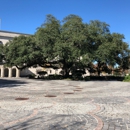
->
xmin=0 ymin=78 xmax=130 ymax=130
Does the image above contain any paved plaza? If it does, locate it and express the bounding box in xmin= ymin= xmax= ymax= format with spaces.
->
xmin=0 ymin=78 xmax=130 ymax=130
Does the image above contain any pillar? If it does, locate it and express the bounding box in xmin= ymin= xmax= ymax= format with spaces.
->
xmin=16 ymin=68 xmax=20 ymax=78
xmin=8 ymin=68 xmax=12 ymax=78
xmin=1 ymin=67 xmax=4 ymax=77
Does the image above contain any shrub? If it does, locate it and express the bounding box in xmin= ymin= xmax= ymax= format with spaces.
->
xmin=84 ymin=76 xmax=124 ymax=81
xmin=84 ymin=76 xmax=90 ymax=81
xmin=45 ymin=74 xmax=63 ymax=80
xmin=28 ymin=74 xmax=36 ymax=79
xmin=123 ymin=74 xmax=130 ymax=82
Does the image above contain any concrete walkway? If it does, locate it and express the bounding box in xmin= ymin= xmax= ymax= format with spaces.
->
xmin=0 ymin=78 xmax=130 ymax=130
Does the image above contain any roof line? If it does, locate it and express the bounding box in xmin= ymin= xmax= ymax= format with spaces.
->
xmin=0 ymin=30 xmax=31 ymax=35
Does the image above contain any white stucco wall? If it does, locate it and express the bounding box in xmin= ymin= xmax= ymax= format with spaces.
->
xmin=0 ymin=30 xmax=30 ymax=45
xmin=0 ymin=37 xmax=12 ymax=44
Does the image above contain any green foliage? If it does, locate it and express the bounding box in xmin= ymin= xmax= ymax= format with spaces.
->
xmin=28 ymin=74 xmax=36 ymax=79
xmin=4 ymin=35 xmax=42 ymax=69
xmin=123 ymin=74 xmax=130 ymax=82
xmin=84 ymin=76 xmax=91 ymax=81
xmin=54 ymin=14 xmax=89 ymax=77
xmin=2 ymin=14 xmax=130 ymax=79
xmin=42 ymin=74 xmax=63 ymax=80
xmin=84 ymin=76 xmax=124 ymax=81
xmin=35 ymin=14 xmax=60 ymax=61
xmin=85 ymin=21 xmax=130 ymax=75
xmin=0 ymin=43 xmax=4 ymax=62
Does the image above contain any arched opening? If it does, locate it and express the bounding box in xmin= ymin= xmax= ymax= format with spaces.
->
xmin=4 ymin=68 xmax=9 ymax=77
xmin=12 ymin=68 xmax=16 ymax=77
xmin=0 ymin=41 xmax=3 ymax=45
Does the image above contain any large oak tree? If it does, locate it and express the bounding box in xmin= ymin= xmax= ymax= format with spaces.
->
xmin=3 ymin=14 xmax=130 ymax=77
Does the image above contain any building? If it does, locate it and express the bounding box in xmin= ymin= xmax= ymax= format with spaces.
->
xmin=0 ymin=30 xmax=30 ymax=45
xmin=0 ymin=30 xmax=31 ymax=78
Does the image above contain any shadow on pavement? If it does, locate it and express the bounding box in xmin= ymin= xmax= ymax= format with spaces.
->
xmin=4 ymin=114 xmax=87 ymax=130
xmin=0 ymin=78 xmax=27 ymax=88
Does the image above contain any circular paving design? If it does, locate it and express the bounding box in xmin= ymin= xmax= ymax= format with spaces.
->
xmin=0 ymin=78 xmax=130 ymax=130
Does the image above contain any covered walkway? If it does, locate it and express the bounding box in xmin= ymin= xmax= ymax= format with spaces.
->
xmin=0 ymin=66 xmax=20 ymax=78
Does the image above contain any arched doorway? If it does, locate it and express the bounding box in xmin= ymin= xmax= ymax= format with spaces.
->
xmin=12 ymin=68 xmax=16 ymax=77
xmin=0 ymin=68 xmax=1 ymax=77
xmin=0 ymin=41 xmax=3 ymax=45
xmin=4 ymin=68 xmax=9 ymax=77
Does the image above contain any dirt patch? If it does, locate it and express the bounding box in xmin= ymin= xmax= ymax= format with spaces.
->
xmin=45 ymin=95 xmax=57 ymax=97
xmin=64 ymin=92 xmax=74 ymax=94
xmin=15 ymin=97 xmax=29 ymax=100
xmin=76 ymin=87 xmax=83 ymax=89
xmin=74 ymin=89 xmax=82 ymax=91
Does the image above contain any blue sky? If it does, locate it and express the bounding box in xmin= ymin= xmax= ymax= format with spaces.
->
xmin=0 ymin=0 xmax=129 ymax=43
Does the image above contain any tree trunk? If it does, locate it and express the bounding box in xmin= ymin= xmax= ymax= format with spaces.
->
xmin=97 ymin=69 xmax=100 ymax=76
xmin=97 ymin=61 xmax=101 ymax=76
xmin=64 ymin=68 xmax=70 ymax=78
xmin=62 ymin=59 xmax=70 ymax=78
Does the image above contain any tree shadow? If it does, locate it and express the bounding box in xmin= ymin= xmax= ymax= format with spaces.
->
xmin=0 ymin=78 xmax=27 ymax=88
xmin=4 ymin=114 xmax=88 ymax=130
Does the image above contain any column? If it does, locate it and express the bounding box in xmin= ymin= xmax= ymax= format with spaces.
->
xmin=16 ymin=68 xmax=20 ymax=78
xmin=8 ymin=68 xmax=12 ymax=78
xmin=1 ymin=67 xmax=4 ymax=77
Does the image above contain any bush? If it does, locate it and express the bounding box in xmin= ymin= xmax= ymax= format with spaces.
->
xmin=123 ymin=74 xmax=130 ymax=82
xmin=44 ymin=74 xmax=63 ymax=80
xmin=84 ymin=76 xmax=124 ymax=81
xmin=28 ymin=74 xmax=36 ymax=79
xmin=72 ymin=75 xmax=84 ymax=80
xmin=71 ymin=69 xmax=85 ymax=80
xmin=84 ymin=76 xmax=90 ymax=81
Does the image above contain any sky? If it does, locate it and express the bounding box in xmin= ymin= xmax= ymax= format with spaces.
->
xmin=0 ymin=0 xmax=130 ymax=43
